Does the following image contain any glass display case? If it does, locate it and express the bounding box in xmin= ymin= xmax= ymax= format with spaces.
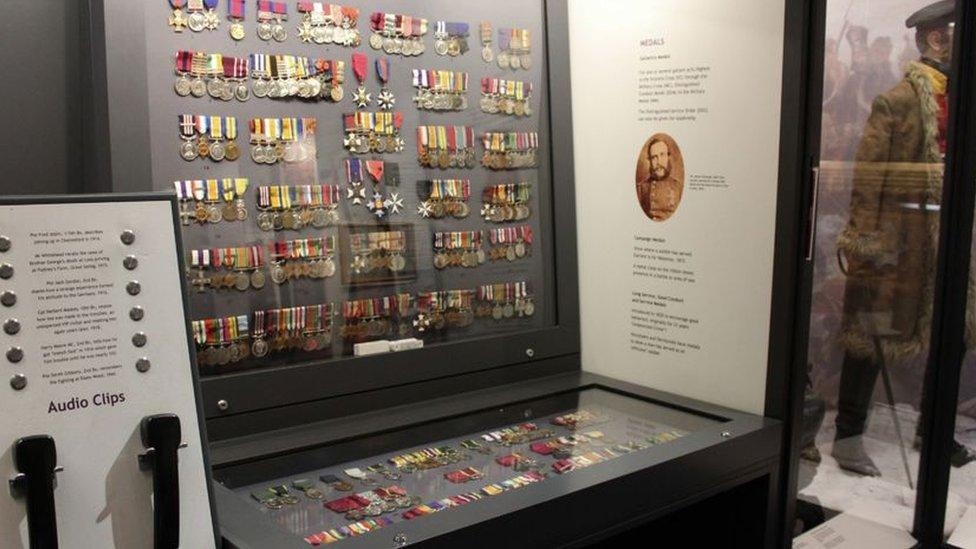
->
xmin=211 ymin=374 xmax=776 ymax=548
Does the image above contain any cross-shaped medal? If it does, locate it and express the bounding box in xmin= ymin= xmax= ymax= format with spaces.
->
xmin=169 ymin=9 xmax=188 ymax=32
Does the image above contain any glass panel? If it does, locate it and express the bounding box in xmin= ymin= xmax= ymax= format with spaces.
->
xmin=214 ymin=387 xmax=721 ymax=545
xmin=794 ymin=0 xmax=957 ymax=542
xmin=140 ymin=1 xmax=556 ymax=376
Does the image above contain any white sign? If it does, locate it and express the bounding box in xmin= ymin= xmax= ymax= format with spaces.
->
xmin=0 ymin=198 xmax=217 ymax=548
xmin=569 ymin=0 xmax=786 ymax=414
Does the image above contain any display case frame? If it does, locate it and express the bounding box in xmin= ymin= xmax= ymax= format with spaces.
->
xmin=90 ymin=0 xmax=580 ymax=420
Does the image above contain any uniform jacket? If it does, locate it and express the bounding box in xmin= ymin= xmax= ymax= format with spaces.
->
xmin=637 ymin=175 xmax=682 ymax=222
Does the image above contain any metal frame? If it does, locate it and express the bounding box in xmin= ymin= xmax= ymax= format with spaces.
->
xmin=0 ymin=192 xmax=221 ymax=549
xmin=89 ymin=0 xmax=581 ymax=422
xmin=212 ymin=372 xmax=781 ymax=548
xmin=915 ymin=0 xmax=976 ymax=545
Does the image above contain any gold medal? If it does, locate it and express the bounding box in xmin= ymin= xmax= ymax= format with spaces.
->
xmin=224 ymin=140 xmax=240 ymax=161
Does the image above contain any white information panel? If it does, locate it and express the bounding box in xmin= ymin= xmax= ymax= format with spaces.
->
xmin=569 ymin=0 xmax=786 ymax=414
xmin=0 ymin=197 xmax=217 ymax=548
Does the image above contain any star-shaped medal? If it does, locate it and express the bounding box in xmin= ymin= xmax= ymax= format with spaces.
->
xmin=352 ymin=256 xmax=369 ymax=274
xmin=298 ymin=21 xmax=314 ymax=42
xmin=353 ymin=86 xmax=372 ymax=109
xmin=378 ymin=89 xmax=396 ymax=111
xmin=343 ymin=133 xmax=359 ymax=150
xmin=393 ymin=136 xmax=406 ymax=153
xmin=205 ymin=9 xmax=220 ymax=30
xmin=413 ymin=313 xmax=431 ymax=333
xmin=387 ymin=193 xmax=404 ymax=215
xmin=418 ymin=201 xmax=433 ymax=218
xmin=169 ymin=9 xmax=187 ymax=32
xmin=480 ymin=204 xmax=493 ymax=220
xmin=346 ymin=184 xmax=366 ymax=205
xmin=367 ymin=192 xmax=388 ymax=218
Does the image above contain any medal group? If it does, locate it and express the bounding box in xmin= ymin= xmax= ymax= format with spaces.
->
xmin=169 ymin=0 xmax=541 ymax=374
xmin=240 ymin=402 xmax=688 ymax=545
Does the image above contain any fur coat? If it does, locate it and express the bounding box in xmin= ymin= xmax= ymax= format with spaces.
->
xmin=836 ymin=60 xmax=966 ymax=362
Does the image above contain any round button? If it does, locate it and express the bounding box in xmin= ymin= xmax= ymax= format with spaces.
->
xmin=132 ymin=332 xmax=147 ymax=348
xmin=0 ymin=236 xmax=10 ymax=253
xmin=10 ymin=373 xmax=26 ymax=391
xmin=3 ymin=319 xmax=20 ymax=335
xmin=120 ymin=230 xmax=136 ymax=245
xmin=0 ymin=263 xmax=12 ymax=280
xmin=123 ymin=255 xmax=138 ymax=271
xmin=136 ymin=358 xmax=151 ymax=373
xmin=1 ymin=291 xmax=15 ymax=307
xmin=126 ymin=281 xmax=141 ymax=296
xmin=129 ymin=306 xmax=145 ymax=322
xmin=217 ymin=399 xmax=230 ymax=411
xmin=6 ymin=347 xmax=23 ymax=363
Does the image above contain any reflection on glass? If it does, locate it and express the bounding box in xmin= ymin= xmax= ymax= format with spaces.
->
xmin=795 ymin=0 xmax=965 ymax=541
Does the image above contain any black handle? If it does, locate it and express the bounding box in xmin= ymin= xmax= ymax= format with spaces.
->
xmin=11 ymin=435 xmax=60 ymax=549
xmin=139 ymin=414 xmax=183 ymax=549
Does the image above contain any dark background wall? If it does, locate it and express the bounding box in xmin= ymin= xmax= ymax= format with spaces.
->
xmin=0 ymin=1 xmax=95 ymax=195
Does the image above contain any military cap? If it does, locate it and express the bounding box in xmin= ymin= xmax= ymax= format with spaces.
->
xmin=906 ymin=0 xmax=955 ymax=29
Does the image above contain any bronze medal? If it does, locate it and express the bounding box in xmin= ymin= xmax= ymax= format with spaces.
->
xmin=194 ymin=203 xmax=209 ymax=224
xmin=222 ymin=202 xmax=239 ymax=222
xmin=197 ymin=138 xmax=211 ymax=158
xmin=281 ymin=211 xmax=296 ymax=230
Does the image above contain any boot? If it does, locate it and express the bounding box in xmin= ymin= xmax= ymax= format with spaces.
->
xmin=913 ymin=436 xmax=976 ymax=468
xmin=831 ymin=437 xmax=881 ymax=477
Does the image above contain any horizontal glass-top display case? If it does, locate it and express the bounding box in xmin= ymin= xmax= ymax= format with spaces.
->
xmin=211 ymin=375 xmax=777 ymax=548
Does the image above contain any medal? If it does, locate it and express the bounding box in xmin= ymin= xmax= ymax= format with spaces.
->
xmin=168 ymin=0 xmax=189 ymax=31
xmin=434 ymin=21 xmax=469 ymax=57
xmin=498 ymin=28 xmax=531 ymax=71
xmin=351 ymin=53 xmax=372 ymax=108
xmin=228 ymin=0 xmax=246 ymax=39
xmin=369 ymin=12 xmax=427 ymax=57
xmin=413 ymin=69 xmax=469 ymax=112
xmin=186 ymin=0 xmax=208 ymax=32
xmin=375 ymin=58 xmax=395 ymax=110
xmin=480 ymin=21 xmax=494 ymax=62
xmin=202 ymin=0 xmax=220 ymax=30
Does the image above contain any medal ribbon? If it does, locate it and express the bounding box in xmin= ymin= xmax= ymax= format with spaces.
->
xmin=375 ymin=57 xmax=390 ymax=86
xmin=352 ymin=53 xmax=368 ymax=84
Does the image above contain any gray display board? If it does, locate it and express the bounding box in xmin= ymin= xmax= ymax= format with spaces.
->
xmin=136 ymin=0 xmax=556 ymax=374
